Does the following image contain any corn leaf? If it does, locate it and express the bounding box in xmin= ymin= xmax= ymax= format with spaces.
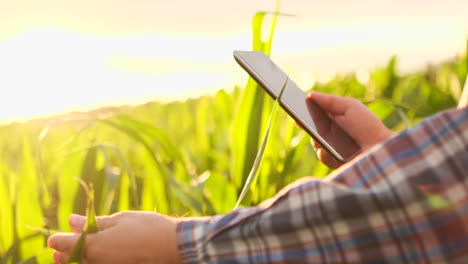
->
xmin=68 ymin=183 xmax=99 ymax=263
xmin=16 ymin=138 xmax=44 ymax=260
xmin=0 ymin=168 xmax=13 ymax=257
xmin=231 ymin=2 xmax=282 ymax=193
xmin=235 ymin=77 xmax=288 ymax=209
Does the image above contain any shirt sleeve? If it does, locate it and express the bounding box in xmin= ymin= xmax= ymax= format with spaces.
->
xmin=176 ymin=108 xmax=468 ymax=264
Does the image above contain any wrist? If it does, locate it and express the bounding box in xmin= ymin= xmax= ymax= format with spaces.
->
xmin=383 ymin=129 xmax=396 ymax=141
xmin=361 ymin=128 xmax=395 ymax=152
xmin=144 ymin=214 xmax=183 ymax=264
xmin=171 ymin=218 xmax=183 ymax=264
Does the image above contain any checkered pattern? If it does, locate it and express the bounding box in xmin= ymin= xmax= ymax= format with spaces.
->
xmin=177 ymin=107 xmax=468 ymax=264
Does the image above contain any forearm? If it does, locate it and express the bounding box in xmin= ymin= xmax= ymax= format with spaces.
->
xmin=176 ymin=178 xmax=408 ymax=263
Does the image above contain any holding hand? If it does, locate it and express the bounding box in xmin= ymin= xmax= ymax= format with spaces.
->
xmin=306 ymin=92 xmax=395 ymax=168
xmin=48 ymin=211 xmax=182 ymax=264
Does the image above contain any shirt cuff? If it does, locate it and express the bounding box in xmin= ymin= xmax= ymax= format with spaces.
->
xmin=176 ymin=217 xmax=211 ymax=264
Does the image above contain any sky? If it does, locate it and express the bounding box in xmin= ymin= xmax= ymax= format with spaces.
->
xmin=0 ymin=0 xmax=467 ymax=123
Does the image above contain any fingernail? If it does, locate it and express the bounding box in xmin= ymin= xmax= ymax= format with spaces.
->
xmin=69 ymin=214 xmax=85 ymax=228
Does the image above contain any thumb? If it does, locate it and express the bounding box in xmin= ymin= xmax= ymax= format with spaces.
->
xmin=307 ymin=91 xmax=357 ymax=115
xmin=69 ymin=214 xmax=86 ymax=233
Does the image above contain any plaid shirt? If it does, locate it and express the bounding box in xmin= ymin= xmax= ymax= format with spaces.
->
xmin=177 ymin=107 xmax=468 ymax=263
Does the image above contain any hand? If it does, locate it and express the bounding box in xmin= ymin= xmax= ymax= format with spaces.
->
xmin=306 ymin=92 xmax=395 ymax=168
xmin=47 ymin=211 xmax=182 ymax=264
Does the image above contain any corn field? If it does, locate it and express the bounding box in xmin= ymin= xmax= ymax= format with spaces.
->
xmin=0 ymin=10 xmax=467 ymax=263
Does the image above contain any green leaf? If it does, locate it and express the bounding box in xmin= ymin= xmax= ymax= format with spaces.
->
xmin=235 ymin=77 xmax=288 ymax=209
xmin=67 ymin=232 xmax=87 ymax=264
xmin=16 ymin=138 xmax=44 ymax=261
xmin=17 ymin=256 xmax=38 ymax=264
xmin=231 ymin=3 xmax=283 ymax=192
xmin=98 ymin=118 xmax=175 ymax=208
xmin=1 ymin=233 xmax=43 ymax=264
xmin=68 ymin=183 xmax=99 ymax=263
xmin=204 ymin=172 xmax=237 ymax=213
xmin=73 ymin=147 xmax=99 ymax=216
xmin=0 ymin=168 xmax=13 ymax=257
xmin=57 ymin=143 xmax=84 ymax=232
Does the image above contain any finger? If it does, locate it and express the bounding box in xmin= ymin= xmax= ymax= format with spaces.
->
xmin=53 ymin=251 xmax=69 ymax=264
xmin=317 ymin=148 xmax=341 ymax=169
xmin=307 ymin=91 xmax=357 ymax=115
xmin=48 ymin=232 xmax=81 ymax=254
xmin=70 ymin=214 xmax=116 ymax=233
xmin=95 ymin=215 xmax=117 ymax=230
xmin=310 ymin=138 xmax=320 ymax=151
xmin=295 ymin=121 xmax=303 ymax=129
xmin=70 ymin=214 xmax=86 ymax=233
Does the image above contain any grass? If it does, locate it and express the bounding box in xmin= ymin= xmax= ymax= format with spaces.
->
xmin=0 ymin=6 xmax=467 ymax=264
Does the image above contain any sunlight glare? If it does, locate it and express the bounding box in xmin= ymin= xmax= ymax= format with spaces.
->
xmin=0 ymin=28 xmax=245 ymax=122
xmin=0 ymin=12 xmax=466 ymax=123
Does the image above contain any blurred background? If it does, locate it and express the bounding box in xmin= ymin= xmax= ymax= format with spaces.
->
xmin=1 ymin=0 xmax=467 ymax=122
xmin=0 ymin=1 xmax=467 ymax=263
